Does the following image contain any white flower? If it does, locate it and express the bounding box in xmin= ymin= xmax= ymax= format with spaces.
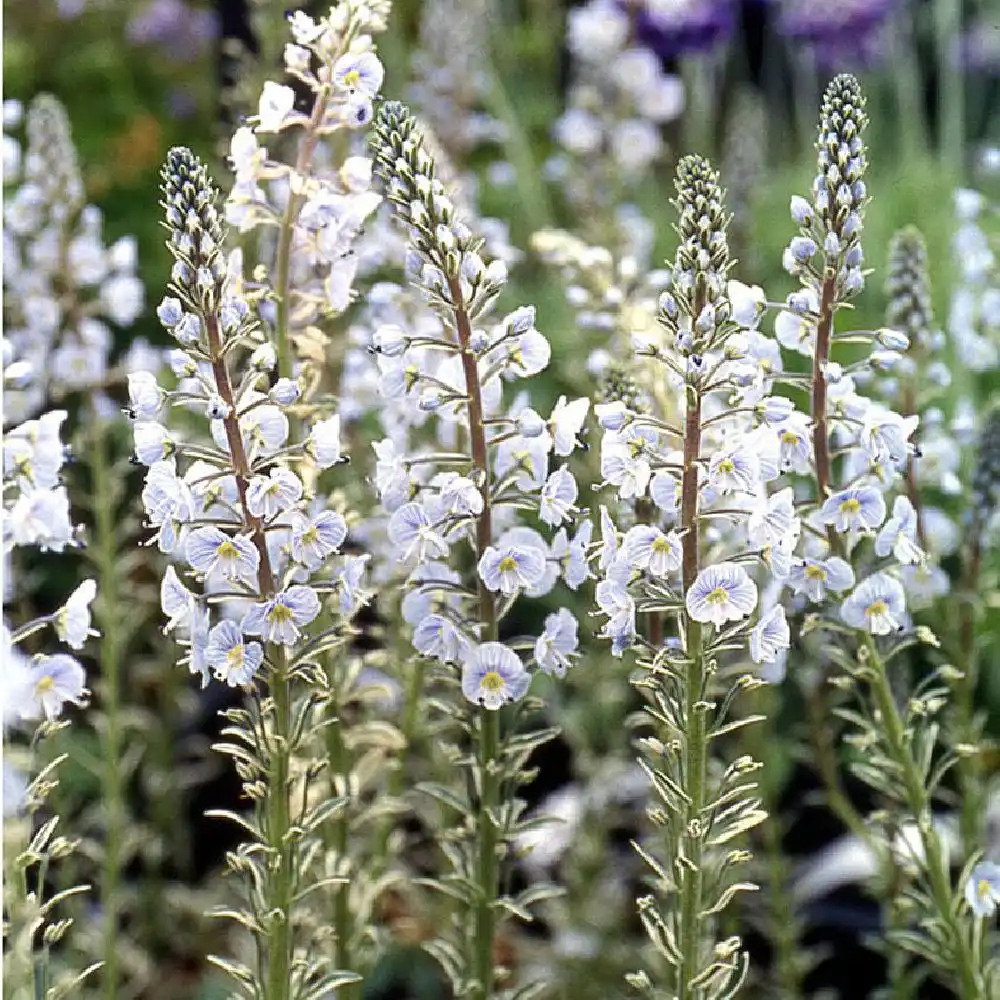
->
xmin=413 ymin=614 xmax=469 ymax=662
xmin=788 ymin=556 xmax=855 ymax=602
xmin=747 ymin=487 xmax=798 ymax=548
xmin=55 ymin=579 xmax=98 ymax=649
xmin=534 ymin=608 xmax=579 ymax=677
xmin=309 ymin=415 xmax=342 ymax=468
xmin=6 ymin=486 xmax=74 ymax=552
xmin=133 ymin=421 xmax=174 ymax=465
xmin=820 ymin=486 xmax=887 ymax=534
xmin=965 ymin=862 xmax=1000 ymax=918
xmin=257 ymin=81 xmax=296 ymax=132
xmin=601 ymin=435 xmax=651 ymax=499
xmin=539 ymin=468 xmax=578 ymax=526
xmin=291 ymin=510 xmax=347 ymax=569
xmin=161 ymin=565 xmax=196 ymax=632
xmin=685 ymin=563 xmax=758 ymax=627
xmin=840 ymin=572 xmax=907 ymax=635
xmin=708 ymin=443 xmax=760 ymax=495
xmin=875 ymin=495 xmax=923 ymax=565
xmin=550 ymin=396 xmax=590 ymax=456
xmin=127 ymin=372 xmax=163 ymax=421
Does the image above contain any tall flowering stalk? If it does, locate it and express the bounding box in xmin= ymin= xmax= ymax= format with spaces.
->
xmin=594 ymin=155 xmax=784 ymax=999
xmin=776 ymin=74 xmax=994 ymax=996
xmin=370 ymin=100 xmax=587 ymax=1000
xmin=2 ymin=351 xmax=98 ymax=997
xmin=133 ymin=147 xmax=364 ymax=999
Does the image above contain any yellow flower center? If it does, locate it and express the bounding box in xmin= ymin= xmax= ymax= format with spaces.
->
xmin=269 ymin=603 xmax=295 ymax=624
xmin=839 ymin=498 xmax=861 ymax=515
xmin=979 ymin=879 xmax=993 ymax=900
xmin=35 ymin=675 xmax=54 ymax=694
xmin=706 ymin=586 xmax=729 ymax=605
xmin=226 ymin=645 xmax=244 ymax=667
xmin=652 ymin=536 xmax=672 ymax=554
xmin=498 ymin=556 xmax=518 ymax=574
xmin=217 ymin=539 xmax=239 ymax=559
xmin=866 ymin=599 xmax=888 ymax=619
xmin=481 ymin=671 xmax=505 ymax=692
xmin=343 ymin=69 xmax=361 ymax=89
xmin=718 ymin=459 xmax=735 ymax=475
xmin=805 ymin=564 xmax=827 ymax=581
xmin=781 ymin=431 xmax=799 ymax=445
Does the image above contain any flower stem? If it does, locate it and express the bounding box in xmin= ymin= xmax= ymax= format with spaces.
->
xmin=678 ymin=366 xmax=705 ymax=999
xmin=450 ymin=275 xmax=499 ymax=1000
xmin=90 ymin=417 xmax=124 ymax=1000
xmin=864 ymin=636 xmax=983 ymax=998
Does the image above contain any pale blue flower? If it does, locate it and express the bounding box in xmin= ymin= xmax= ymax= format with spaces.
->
xmin=600 ymin=434 xmax=651 ymax=499
xmin=461 ymin=642 xmax=530 ymax=710
xmin=841 ymin=572 xmax=906 ymax=635
xmin=965 ymin=861 xmax=1000 ymax=918
xmin=860 ymin=409 xmax=917 ymax=467
xmin=435 ymin=473 xmax=484 ymax=517
xmin=388 ymin=501 xmax=449 ymax=563
xmin=875 ymin=495 xmax=923 ymax=565
xmin=820 ymin=485 xmax=886 ymax=534
xmin=775 ymin=412 xmax=813 ymax=472
xmin=686 ymin=563 xmax=757 ymax=627
xmin=132 ymin=420 xmax=174 ymax=465
xmin=20 ymin=653 xmax=87 ymax=722
xmin=750 ymin=606 xmax=790 ymax=665
xmin=334 ymin=554 xmax=369 ymax=614
xmin=186 ymin=526 xmax=260 ymax=584
xmin=708 ymin=443 xmax=760 ymax=495
xmin=413 ymin=613 xmax=469 ymax=662
xmin=241 ymin=585 xmax=320 ymax=645
xmin=539 ymin=467 xmax=578 ymax=527
xmin=126 ymin=371 xmax=163 ymax=420
xmin=649 ymin=470 xmax=680 ymax=515
xmin=206 ymin=619 xmax=264 ymax=686
xmin=747 ymin=487 xmax=798 ymax=548
xmin=333 ymin=51 xmax=384 ymax=98
xmin=552 ymin=520 xmax=593 ymax=590
xmin=246 ymin=466 xmax=303 ymax=519
xmin=623 ymin=525 xmax=682 ymax=577
xmin=597 ymin=506 xmax=620 ymax=571
xmin=788 ymin=555 xmax=855 ymax=602
xmin=290 ymin=510 xmax=347 ymax=569
xmin=401 ymin=562 xmax=463 ymax=625
xmin=478 ymin=542 xmax=547 ymax=596
xmin=534 ymin=607 xmax=578 ymax=677
xmin=596 ymin=565 xmax=636 ymax=657
xmin=161 ymin=564 xmax=196 ymax=632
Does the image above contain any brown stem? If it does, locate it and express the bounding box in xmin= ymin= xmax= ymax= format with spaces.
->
xmin=205 ymin=314 xmax=277 ymax=597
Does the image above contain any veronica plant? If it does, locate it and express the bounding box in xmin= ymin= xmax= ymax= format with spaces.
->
xmin=132 ymin=147 xmax=367 ymax=1000
xmin=2 ymin=357 xmax=98 ymax=999
xmin=593 ymin=153 xmax=785 ymax=1000
xmin=776 ymin=73 xmax=995 ymax=996
xmin=370 ymin=100 xmax=590 ymax=1000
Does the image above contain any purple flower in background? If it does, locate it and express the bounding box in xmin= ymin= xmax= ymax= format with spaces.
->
xmin=127 ymin=0 xmax=218 ymax=62
xmin=626 ymin=0 xmax=737 ymax=60
xmin=776 ymin=0 xmax=899 ymax=70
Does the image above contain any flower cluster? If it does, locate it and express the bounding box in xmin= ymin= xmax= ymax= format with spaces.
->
xmin=370 ymin=98 xmax=589 ymax=996
xmin=3 ymin=95 xmax=146 ymax=425
xmin=133 ymin=145 xmax=366 ymax=997
xmin=551 ymin=0 xmax=684 ymax=223
xmin=593 ymin=152 xmax=776 ymax=996
xmin=227 ymin=1 xmax=389 ymax=387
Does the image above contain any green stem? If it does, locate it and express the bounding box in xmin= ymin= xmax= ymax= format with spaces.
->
xmin=91 ymin=418 xmax=123 ymax=1000
xmin=450 ymin=275 xmax=499 ymax=1000
xmin=677 ymin=361 xmax=705 ymax=999
xmin=266 ymin=658 xmax=294 ymax=1000
xmin=864 ymin=636 xmax=983 ymax=998
xmin=934 ymin=0 xmax=964 ymax=176
xmin=324 ymin=680 xmax=355 ymax=994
